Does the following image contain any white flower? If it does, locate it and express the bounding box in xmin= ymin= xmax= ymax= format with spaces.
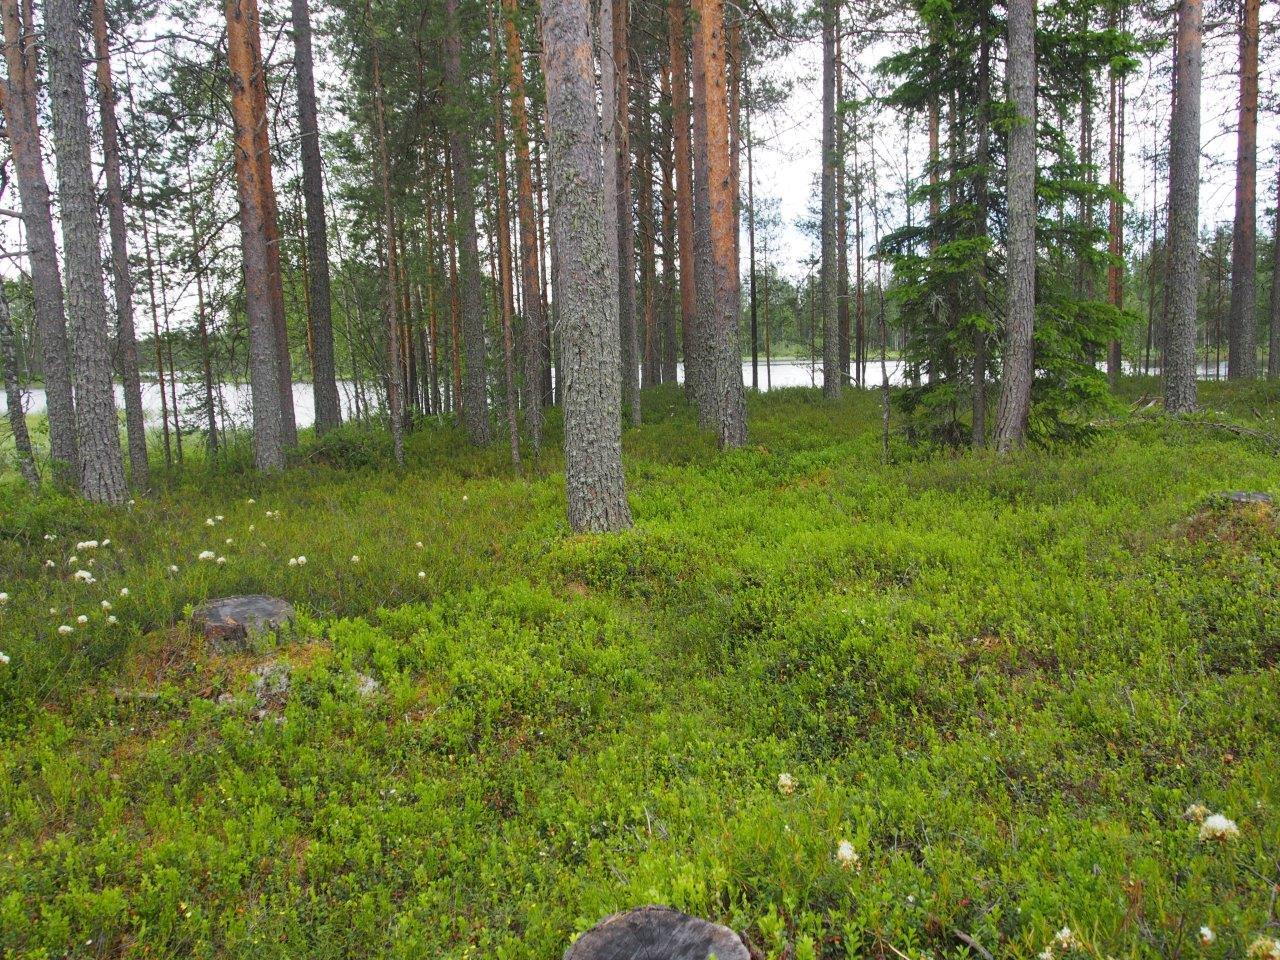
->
xmin=248 ymin=525 xmax=256 ymax=533
xmin=1052 ymin=927 xmax=1080 ymax=952
xmin=417 ymin=571 xmax=426 ymax=579
xmin=76 ymin=615 xmax=88 ymax=625
xmin=1183 ymin=803 xmax=1210 ymax=822
xmin=350 ymin=555 xmax=360 ymax=563
xmin=127 ymin=499 xmax=135 ymax=506
xmin=205 ymin=518 xmax=216 ymax=526
xmin=296 ymin=556 xmax=307 ymax=566
xmin=58 ymin=624 xmax=73 ymax=635
xmin=73 ymin=569 xmax=95 ymax=582
xmin=1198 ymin=813 xmax=1240 ymax=842
xmin=106 ymin=615 xmax=118 ymax=625
xmin=835 ymin=840 xmax=858 ymax=870
xmin=0 ymin=592 xmax=7 ymax=604
xmin=415 ymin=541 xmax=424 ymax=549
xmin=101 ymin=600 xmax=112 ymax=611
xmin=225 ymin=538 xmax=234 ymax=546
xmin=119 ymin=588 xmax=129 ymax=597
xmin=1248 ymin=937 xmax=1280 ymax=960
xmin=168 ymin=565 xmax=179 ymax=573
xmin=247 ymin=498 xmax=256 ymax=504
xmin=68 ymin=556 xmax=78 ymax=565
xmin=215 ymin=556 xmax=226 ymax=565
xmin=199 ymin=551 xmax=216 ymax=561
xmin=87 ymin=558 xmax=95 ymax=567
xmin=288 ymin=557 xmax=298 ymax=567
xmin=49 ymin=607 xmax=58 ymax=615
xmin=45 ymin=560 xmax=55 ymax=568
xmin=1199 ymin=926 xmax=1215 ymax=946
xmin=462 ymin=495 xmax=469 ymax=503
xmin=101 ymin=539 xmax=110 ymax=547
xmin=75 ymin=540 xmax=98 ymax=551
xmin=216 ymin=515 xmax=224 ymax=521
xmin=0 ymin=651 xmax=9 ymax=665
xmin=43 ymin=533 xmax=55 ymax=541
xmin=777 ymin=773 xmax=796 ymax=795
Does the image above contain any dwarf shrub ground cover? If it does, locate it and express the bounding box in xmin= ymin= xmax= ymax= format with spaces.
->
xmin=2 ymin=384 xmax=1279 ymax=958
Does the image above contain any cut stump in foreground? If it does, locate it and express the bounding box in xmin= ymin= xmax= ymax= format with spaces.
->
xmin=192 ymin=595 xmax=295 ymax=653
xmin=563 ymin=905 xmax=749 ymax=960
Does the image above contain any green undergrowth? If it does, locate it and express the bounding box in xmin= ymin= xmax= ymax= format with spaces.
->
xmin=2 ymin=384 xmax=1280 ymax=958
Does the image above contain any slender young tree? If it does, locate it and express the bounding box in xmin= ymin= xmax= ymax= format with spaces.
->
xmin=1163 ymin=0 xmax=1201 ymax=413
xmin=540 ymin=0 xmax=632 ymax=532
xmin=667 ymin=0 xmax=698 ymax=398
xmin=226 ymin=0 xmax=285 ymax=470
xmin=0 ymin=283 xmax=38 ymax=488
xmin=994 ymin=0 xmax=1036 ymax=452
xmin=91 ymin=0 xmax=147 ymax=490
xmin=0 ymin=0 xmax=77 ymax=481
xmin=819 ymin=0 xmax=839 ymax=397
xmin=1226 ymin=0 xmax=1258 ymax=379
xmin=1269 ymin=158 xmax=1280 ymax=380
xmin=45 ymin=0 xmax=126 ymax=502
xmin=444 ymin=0 xmax=491 ymax=445
xmin=1106 ymin=9 xmax=1126 ymax=387
xmin=291 ymin=0 xmax=342 ymax=433
xmin=614 ymin=0 xmax=640 ymax=425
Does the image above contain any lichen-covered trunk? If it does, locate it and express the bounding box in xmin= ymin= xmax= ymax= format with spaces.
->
xmin=502 ymin=0 xmax=546 ymax=453
xmin=994 ymin=0 xmax=1036 ymax=452
xmin=0 ymin=283 xmax=38 ymax=488
xmin=91 ymin=0 xmax=148 ymax=489
xmin=539 ymin=0 xmax=632 ymax=532
xmin=226 ymin=0 xmax=285 ymax=470
xmin=291 ymin=0 xmax=341 ymax=434
xmin=1163 ymin=0 xmax=1201 ymax=413
xmin=819 ymin=0 xmax=839 ymax=398
xmin=690 ymin=0 xmax=746 ymax=446
xmin=0 ymin=0 xmax=76 ymax=481
xmin=1226 ymin=0 xmax=1258 ymax=379
xmin=445 ymin=0 xmax=491 ymax=446
xmin=45 ymin=0 xmax=126 ymax=503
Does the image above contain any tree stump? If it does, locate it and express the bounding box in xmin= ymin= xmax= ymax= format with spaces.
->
xmin=1215 ymin=491 xmax=1273 ymax=506
xmin=563 ymin=906 xmax=749 ymax=960
xmin=192 ymin=595 xmax=294 ymax=653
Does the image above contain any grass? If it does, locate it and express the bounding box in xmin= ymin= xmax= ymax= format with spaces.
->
xmin=2 ymin=383 xmax=1280 ymax=959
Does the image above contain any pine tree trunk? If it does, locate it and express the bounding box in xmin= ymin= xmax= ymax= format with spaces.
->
xmin=1106 ymin=23 xmax=1125 ymax=386
xmin=835 ymin=34 xmax=850 ymax=384
xmin=489 ymin=3 xmax=521 ymax=471
xmin=659 ymin=64 xmax=679 ymax=384
xmin=45 ymin=0 xmax=127 ymax=502
xmin=91 ymin=0 xmax=148 ymax=490
xmin=291 ymin=0 xmax=341 ymax=433
xmin=501 ymin=0 xmax=546 ymax=453
xmin=0 ymin=283 xmax=39 ymax=488
xmin=665 ymin=0 xmax=697 ymax=401
xmin=690 ymin=0 xmax=746 ymax=445
xmin=1226 ymin=0 xmax=1258 ymax=379
xmin=186 ymin=161 xmax=219 ymax=454
xmin=614 ymin=0 xmax=640 ymax=425
xmin=0 ymin=0 xmax=77 ymax=481
xmin=972 ymin=21 xmax=991 ymax=444
xmin=1163 ymin=0 xmax=1201 ymax=413
xmin=226 ymin=0 xmax=285 ymax=470
xmin=1269 ymin=159 xmax=1280 ymax=379
xmin=994 ymin=0 xmax=1037 ymax=453
xmin=638 ymin=101 xmax=659 ymax=391
xmin=539 ymin=0 xmax=632 ymax=532
xmin=445 ymin=0 xmax=491 ymax=445
xmin=819 ymin=0 xmax=839 ymax=398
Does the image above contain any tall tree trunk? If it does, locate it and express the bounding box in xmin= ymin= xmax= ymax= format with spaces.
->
xmin=994 ymin=0 xmax=1036 ymax=452
xmin=690 ymin=0 xmax=746 ymax=445
xmin=1106 ymin=19 xmax=1125 ymax=386
xmin=819 ymin=0 xmax=839 ymax=397
xmin=0 ymin=0 xmax=77 ymax=481
xmin=638 ymin=93 xmax=659 ymax=390
xmin=135 ymin=156 xmax=171 ymax=469
xmin=835 ymin=28 xmax=850 ymax=384
xmin=746 ymin=72 xmax=758 ymax=392
xmin=186 ymin=160 xmax=219 ymax=454
xmin=670 ymin=0 xmax=704 ymax=408
xmin=45 ymin=0 xmax=126 ymax=502
xmin=539 ymin=0 xmax=632 ymax=532
xmin=291 ymin=0 xmax=341 ymax=433
xmin=226 ymin=0 xmax=285 ymax=470
xmin=971 ymin=21 xmax=991 ymax=444
xmin=0 ymin=283 xmax=38 ymax=488
xmin=613 ymin=0 xmax=640 ymax=425
xmin=91 ymin=0 xmax=147 ymax=489
xmin=502 ymin=0 xmax=546 ymax=453
xmin=1270 ymin=159 xmax=1280 ymax=379
xmin=659 ymin=62 xmax=679 ymax=384
xmin=489 ymin=3 xmax=521 ymax=471
xmin=1163 ymin=0 xmax=1201 ymax=412
xmin=1226 ymin=0 xmax=1258 ymax=378
xmin=367 ymin=0 xmax=405 ymax=465
xmin=445 ymin=0 xmax=491 ymax=445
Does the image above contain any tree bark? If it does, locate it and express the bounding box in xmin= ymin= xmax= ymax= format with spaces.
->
xmin=1163 ymin=0 xmax=1201 ymax=413
xmin=290 ymin=0 xmax=341 ymax=433
xmin=994 ymin=0 xmax=1036 ymax=453
xmin=671 ymin=0 xmax=706 ymax=409
xmin=0 ymin=0 xmax=77 ymax=481
xmin=501 ymin=0 xmax=546 ymax=453
xmin=1269 ymin=158 xmax=1280 ymax=379
xmin=613 ymin=0 xmax=640 ymax=425
xmin=819 ymin=0 xmax=839 ymax=397
xmin=972 ymin=20 xmax=991 ymax=444
xmin=539 ymin=0 xmax=632 ymax=532
xmin=659 ymin=61 xmax=679 ymax=384
xmin=1226 ymin=0 xmax=1258 ymax=379
xmin=45 ymin=0 xmax=127 ymax=502
xmin=226 ymin=0 xmax=285 ymax=470
xmin=444 ymin=0 xmax=491 ymax=445
xmin=0 ymin=282 xmax=38 ymax=488
xmin=1105 ymin=25 xmax=1125 ymax=387
xmin=489 ymin=3 xmax=521 ymax=471
xmin=91 ymin=0 xmax=147 ymax=489
xmin=690 ymin=0 xmax=746 ymax=445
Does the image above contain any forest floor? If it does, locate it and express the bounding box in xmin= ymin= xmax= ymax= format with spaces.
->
xmin=2 ymin=382 xmax=1280 ymax=959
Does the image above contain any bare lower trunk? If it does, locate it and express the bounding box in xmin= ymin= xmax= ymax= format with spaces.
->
xmin=614 ymin=0 xmax=640 ymax=425
xmin=0 ymin=284 xmax=38 ymax=488
xmin=1270 ymin=161 xmax=1280 ymax=379
xmin=0 ymin=0 xmax=77 ymax=481
xmin=666 ymin=0 xmax=697 ymax=400
xmin=1226 ymin=0 xmax=1258 ymax=379
xmin=445 ymin=0 xmax=491 ymax=445
xmin=1163 ymin=0 xmax=1201 ymax=412
xmin=291 ymin=0 xmax=341 ymax=433
xmin=540 ymin=0 xmax=632 ymax=532
xmin=819 ymin=0 xmax=839 ymax=397
xmin=91 ymin=0 xmax=147 ymax=489
xmin=46 ymin=0 xmax=126 ymax=502
xmin=994 ymin=0 xmax=1036 ymax=453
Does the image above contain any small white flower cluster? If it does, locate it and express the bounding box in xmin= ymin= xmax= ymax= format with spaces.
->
xmin=0 ymin=651 xmax=10 ymax=665
xmin=350 ymin=555 xmax=360 ymax=564
xmin=75 ymin=540 xmax=99 ymax=551
xmin=43 ymin=533 xmax=56 ymax=541
xmin=288 ymin=556 xmax=308 ymax=567
xmin=777 ymin=772 xmax=796 ymax=795
xmin=1198 ymin=813 xmax=1240 ymax=842
xmin=1248 ymin=937 xmax=1280 ymax=960
xmin=205 ymin=518 xmax=217 ymax=527
xmin=0 ymin=591 xmax=8 ymax=604
xmin=1183 ymin=803 xmax=1210 ymax=822
xmin=835 ymin=839 xmax=859 ymax=871
xmin=1199 ymin=927 xmax=1215 ymax=946
xmin=168 ymin=565 xmax=179 ymax=573
xmin=73 ymin=570 xmax=96 ymax=584
xmin=1037 ymin=926 xmax=1081 ymax=960
xmin=199 ymin=550 xmax=217 ymax=561
xmin=246 ymin=498 xmax=256 ymax=504
xmin=101 ymin=600 xmax=112 ymax=611
xmin=264 ymin=510 xmax=281 ymax=518
xmin=119 ymin=588 xmax=129 ymax=597
xmin=58 ymin=624 xmax=74 ymax=636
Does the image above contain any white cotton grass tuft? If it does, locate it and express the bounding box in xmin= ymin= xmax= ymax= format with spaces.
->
xmin=835 ymin=840 xmax=858 ymax=870
xmin=215 ymin=556 xmax=226 ymax=565
xmin=73 ymin=570 xmax=95 ymax=583
xmin=1198 ymin=813 xmax=1240 ymax=842
xmin=101 ymin=600 xmax=112 ymax=611
xmin=1183 ymin=803 xmax=1210 ymax=823
xmin=417 ymin=571 xmax=426 ymax=579
xmin=0 ymin=592 xmax=8 ymax=604
xmin=415 ymin=541 xmax=424 ymax=549
xmin=777 ymin=773 xmax=796 ymax=795
xmin=119 ymin=588 xmax=129 ymax=597
xmin=45 ymin=560 xmax=55 ymax=568
xmin=58 ymin=624 xmax=73 ymax=635
xmin=106 ymin=615 xmax=118 ymax=625
xmin=168 ymin=565 xmax=179 ymax=573
xmin=76 ymin=615 xmax=88 ymax=625
xmin=0 ymin=650 xmax=10 ymax=664
xmin=350 ymin=556 xmax=360 ymax=564
xmin=1199 ymin=927 xmax=1215 ymax=946
xmin=199 ymin=550 xmax=216 ymax=561
xmin=205 ymin=518 xmax=216 ymax=527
